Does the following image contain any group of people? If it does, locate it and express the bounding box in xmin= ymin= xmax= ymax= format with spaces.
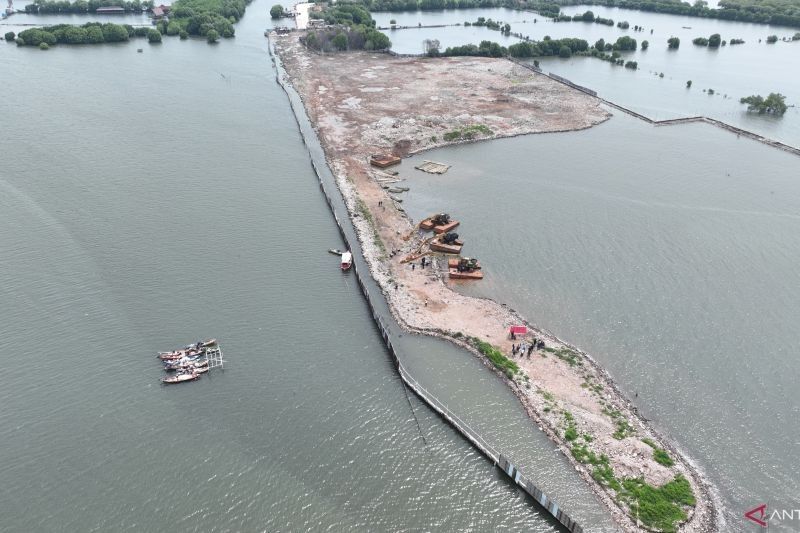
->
xmin=411 ymin=257 xmax=428 ymax=270
xmin=511 ymin=338 xmax=546 ymax=359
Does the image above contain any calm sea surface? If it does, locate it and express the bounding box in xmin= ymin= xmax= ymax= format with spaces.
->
xmin=0 ymin=2 xmax=619 ymax=531
xmin=401 ymin=113 xmax=800 ymax=530
xmin=373 ymin=6 xmax=800 ymax=147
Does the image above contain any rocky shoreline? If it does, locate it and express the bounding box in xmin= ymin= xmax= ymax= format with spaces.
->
xmin=271 ymin=33 xmax=720 ymax=532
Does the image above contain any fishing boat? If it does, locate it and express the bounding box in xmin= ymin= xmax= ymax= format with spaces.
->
xmin=157 ymin=339 xmax=217 ymax=358
xmin=163 ymin=359 xmax=208 ymax=371
xmin=340 ymin=251 xmax=353 ymax=271
xmin=158 ymin=349 xmax=204 ymax=361
xmin=161 ymin=372 xmax=200 ymax=384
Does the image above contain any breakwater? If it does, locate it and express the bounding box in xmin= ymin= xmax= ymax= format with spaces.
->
xmin=268 ymin=35 xmax=584 ymax=533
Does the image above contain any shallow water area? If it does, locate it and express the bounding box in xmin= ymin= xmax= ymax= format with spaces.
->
xmin=400 ymin=112 xmax=800 ymax=528
xmin=375 ymin=5 xmax=800 ymax=147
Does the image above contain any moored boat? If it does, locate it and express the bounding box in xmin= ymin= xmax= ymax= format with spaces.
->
xmin=341 ymin=251 xmax=353 ymax=271
xmin=161 ymin=371 xmax=200 ymax=384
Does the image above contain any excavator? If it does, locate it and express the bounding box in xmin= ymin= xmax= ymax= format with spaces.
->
xmin=454 ymin=257 xmax=480 ymax=272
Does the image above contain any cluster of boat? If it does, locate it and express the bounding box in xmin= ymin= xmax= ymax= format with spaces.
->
xmin=158 ymin=339 xmax=217 ymax=384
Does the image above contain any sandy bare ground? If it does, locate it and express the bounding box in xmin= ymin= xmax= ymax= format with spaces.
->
xmin=274 ymin=34 xmax=718 ymax=532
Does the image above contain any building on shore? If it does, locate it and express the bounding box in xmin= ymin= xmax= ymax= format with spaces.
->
xmin=95 ymin=6 xmax=125 ymax=14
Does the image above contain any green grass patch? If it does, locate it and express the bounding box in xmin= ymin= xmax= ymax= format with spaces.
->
xmin=469 ymin=337 xmax=519 ymax=379
xmin=642 ymin=438 xmax=657 ymax=448
xmin=540 ymin=390 xmax=554 ymax=402
xmin=618 ymin=475 xmax=695 ymax=532
xmin=543 ymin=347 xmax=556 ymax=353
xmin=583 ymin=433 xmax=593 ymax=442
xmin=592 ymin=463 xmax=622 ymax=491
xmin=443 ymin=124 xmax=493 ymax=142
xmin=613 ymin=419 xmax=635 ymax=440
xmin=653 ymin=448 xmax=675 ymax=467
xmin=571 ymin=443 xmax=605 ymax=465
xmin=554 ymin=348 xmax=583 ymax=367
xmin=355 ymin=196 xmax=386 ymax=258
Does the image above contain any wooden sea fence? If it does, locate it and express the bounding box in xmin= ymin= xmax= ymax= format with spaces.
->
xmin=269 ymin=36 xmax=584 ymax=533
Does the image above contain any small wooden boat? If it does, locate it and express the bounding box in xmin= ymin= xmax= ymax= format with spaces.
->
xmin=341 ymin=251 xmax=353 ymax=271
xmin=157 ymin=339 xmax=216 ymax=358
xmin=159 ymin=349 xmax=204 ymax=361
xmin=328 ymin=249 xmax=344 ymax=256
xmin=161 ymin=372 xmax=200 ymax=384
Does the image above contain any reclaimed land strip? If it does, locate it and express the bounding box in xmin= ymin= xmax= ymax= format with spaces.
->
xmin=272 ymin=33 xmax=719 ymax=532
xmin=268 ymin=37 xmax=584 ymax=533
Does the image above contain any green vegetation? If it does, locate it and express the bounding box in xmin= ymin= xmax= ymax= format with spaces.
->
xmin=730 ymin=38 xmax=745 ymax=44
xmin=5 ymin=31 xmax=15 ymax=41
xmin=686 ymin=80 xmax=692 ymax=87
xmin=767 ymin=34 xmax=778 ymax=42
xmin=619 ymin=476 xmax=695 ymax=532
xmin=653 ymin=448 xmax=675 ymax=466
xmin=553 ymin=347 xmax=582 ymax=367
xmin=270 ymin=3 xmax=284 ymax=18
xmin=355 ymin=196 xmax=386 ymax=257
xmin=624 ymin=60 xmax=638 ymax=69
xmin=613 ymin=419 xmax=634 ymax=439
xmin=442 ymin=124 xmax=493 ymax=141
xmin=641 ymin=39 xmax=648 ymax=49
xmin=740 ymin=93 xmax=788 ymax=114
xmin=468 ymin=337 xmax=520 ymax=378
xmin=573 ymin=435 xmax=695 ymax=531
xmin=20 ymin=0 xmax=246 ymax=46
xmin=17 ymin=22 xmax=131 ymax=46
xmin=592 ymin=461 xmax=622 ymax=491
xmin=563 ymin=411 xmax=578 ymax=441
xmin=24 ymin=0 xmax=154 ymax=14
xmin=694 ymin=33 xmax=722 ymax=46
xmin=168 ymin=0 xmax=245 ymax=38
xmin=794 ymin=32 xmax=800 ymax=39
xmin=667 ymin=36 xmax=680 ymax=48
xmin=303 ymin=3 xmax=391 ymax=51
xmin=39 ymin=41 xmax=50 ymax=49
xmin=617 ymin=20 xmax=629 ymax=28
xmin=642 ymin=437 xmax=657 ymax=448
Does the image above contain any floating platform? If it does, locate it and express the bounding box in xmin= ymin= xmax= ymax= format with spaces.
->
xmin=420 ymin=219 xmax=460 ymax=234
xmin=370 ymin=154 xmax=401 ymax=168
xmin=449 ymin=268 xmax=483 ymax=280
xmin=431 ymin=239 xmax=463 ymax=254
xmin=415 ymin=160 xmax=450 ymax=174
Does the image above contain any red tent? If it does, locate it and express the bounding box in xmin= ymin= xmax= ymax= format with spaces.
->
xmin=509 ymin=325 xmax=527 ymax=336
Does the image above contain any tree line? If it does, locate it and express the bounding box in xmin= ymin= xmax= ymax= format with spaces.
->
xmin=302 ymin=4 xmax=391 ymax=51
xmin=24 ymin=0 xmax=153 ymax=14
xmin=15 ymin=22 xmax=159 ymax=46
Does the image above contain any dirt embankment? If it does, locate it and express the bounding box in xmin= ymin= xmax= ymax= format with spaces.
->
xmin=273 ymin=34 xmax=718 ymax=533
